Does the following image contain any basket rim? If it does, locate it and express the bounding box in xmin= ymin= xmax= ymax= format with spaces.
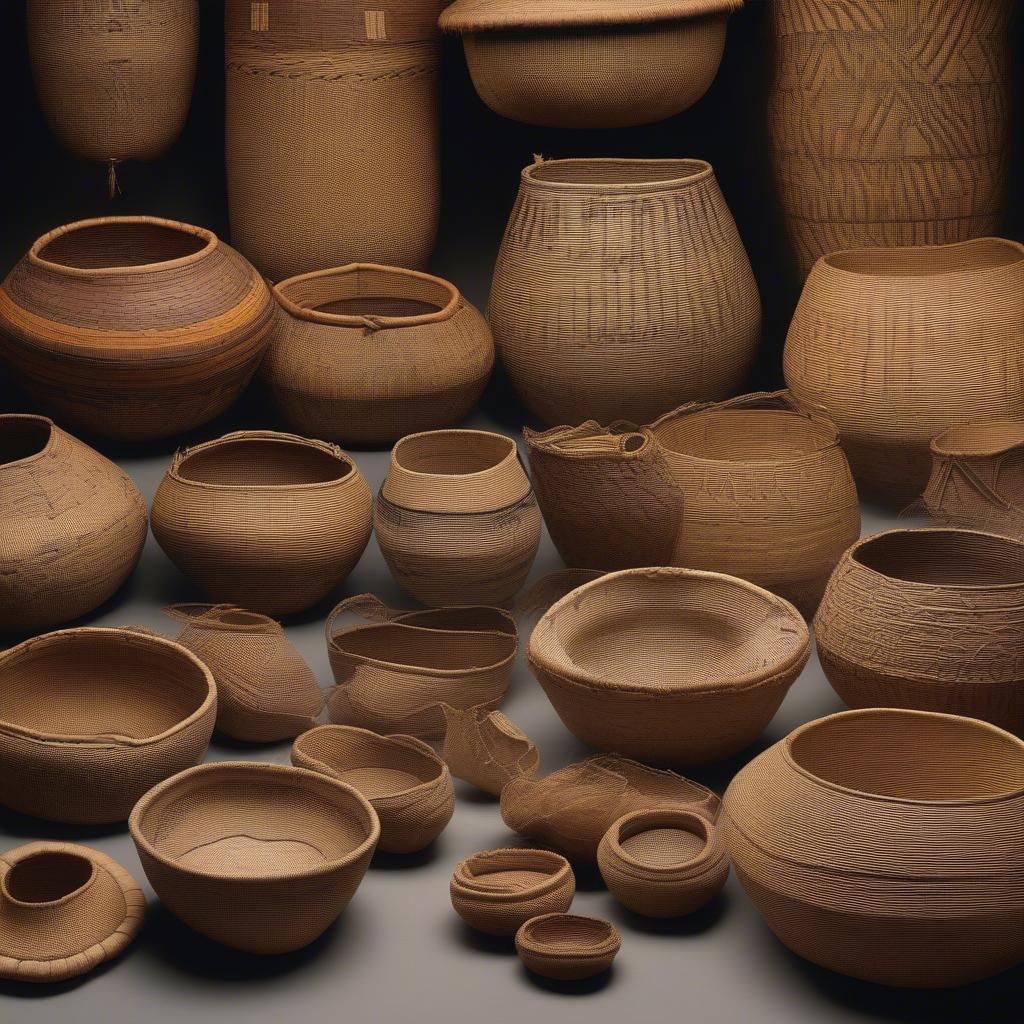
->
xmin=0 ymin=413 xmax=56 ymax=470
xmin=930 ymin=418 xmax=1024 ymax=459
xmin=814 ymin=237 xmax=1024 ymax=282
xmin=515 ymin=913 xmax=621 ymax=960
xmin=520 ymin=156 xmax=713 ymax=193
xmin=601 ymin=808 xmax=720 ymax=874
xmin=451 ymin=847 xmax=573 ymax=902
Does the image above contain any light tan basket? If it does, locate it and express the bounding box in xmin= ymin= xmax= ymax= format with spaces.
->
xmin=515 ymin=914 xmax=620 ymax=981
xmin=440 ymin=705 xmax=539 ymax=796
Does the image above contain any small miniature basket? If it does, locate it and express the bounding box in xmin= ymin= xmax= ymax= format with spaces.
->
xmin=450 ymin=848 xmax=575 ymax=936
xmin=597 ymin=809 xmax=729 ymax=918
xmin=441 ymin=705 xmax=540 ymax=796
xmin=515 ymin=914 xmax=621 ymax=981
xmin=292 ymin=726 xmax=455 ymax=855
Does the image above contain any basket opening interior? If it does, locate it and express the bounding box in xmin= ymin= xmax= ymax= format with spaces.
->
xmin=281 ymin=267 xmax=454 ymax=321
xmin=0 ymin=417 xmax=51 ymax=464
xmin=178 ymin=438 xmax=351 ymax=486
xmin=824 ymin=238 xmax=1021 ymax=277
xmin=332 ymin=623 xmax=512 ymax=670
xmin=530 ymin=158 xmax=707 ymax=186
xmin=393 ymin=432 xmax=513 ymax=476
xmin=652 ymin=409 xmax=833 ymax=461
xmin=214 ymin=609 xmax=267 ymax=627
xmin=617 ymin=813 xmax=707 ymax=866
xmin=852 ymin=530 xmax=1024 ymax=586
xmin=37 ymin=220 xmax=211 ymax=270
xmin=790 ymin=711 xmax=1024 ymax=800
xmin=460 ymin=850 xmax=560 ymax=890
xmin=3 ymin=852 xmax=94 ymax=904
xmin=932 ymin=419 xmax=1024 ymax=456
xmin=525 ymin=915 xmax=613 ymax=950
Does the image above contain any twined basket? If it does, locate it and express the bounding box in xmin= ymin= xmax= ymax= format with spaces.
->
xmin=375 ymin=430 xmax=541 ymax=607
xmin=490 ymin=157 xmax=761 ymax=426
xmin=815 ymin=529 xmax=1024 ymax=734
xmin=225 ymin=0 xmax=445 ymax=281
xmin=439 ymin=0 xmax=741 ymax=129
xmin=151 ymin=431 xmax=372 ymax=616
xmin=263 ymin=264 xmax=494 ymax=446
xmin=515 ymin=915 xmax=621 ymax=981
xmin=0 ymin=217 xmax=276 ymax=441
xmin=723 ymin=709 xmax=1024 ymax=987
xmin=768 ymin=0 xmax=1013 ymax=278
xmin=785 ymin=239 xmax=1024 ymax=504
xmin=0 ymin=414 xmax=147 ymax=634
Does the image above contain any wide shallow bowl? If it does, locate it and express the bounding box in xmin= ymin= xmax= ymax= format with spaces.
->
xmin=515 ymin=913 xmax=621 ymax=981
xmin=129 ymin=762 xmax=380 ymax=954
xmin=529 ymin=568 xmax=810 ymax=764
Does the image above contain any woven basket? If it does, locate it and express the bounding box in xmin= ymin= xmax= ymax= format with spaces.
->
xmin=0 ymin=217 xmax=275 ymax=442
xmin=0 ymin=628 xmax=216 ymax=824
xmin=450 ymin=849 xmax=574 ymax=936
xmin=151 ymin=431 xmax=372 ymax=616
xmin=921 ymin=419 xmax=1024 ymax=538
xmin=501 ymin=755 xmax=721 ymax=863
xmin=529 ymin=568 xmax=810 ymax=765
xmin=785 ymin=239 xmax=1024 ymax=504
xmin=490 ymin=157 xmax=761 ymax=426
xmin=225 ymin=0 xmax=445 ymax=282
xmin=515 ymin=914 xmax=620 ymax=981
xmin=375 ymin=430 xmax=541 ymax=607
xmin=0 ymin=842 xmax=145 ymax=984
xmin=769 ymin=0 xmax=1013 ymax=278
xmin=441 ymin=705 xmax=539 ymax=796
xmin=292 ymin=726 xmax=455 ymax=854
xmin=597 ymin=809 xmax=729 ymax=919
xmin=28 ymin=0 xmax=198 ymax=194
xmin=723 ymin=709 xmax=1024 ymax=987
xmin=650 ymin=391 xmax=861 ymax=615
xmin=264 ymin=264 xmax=494 ymax=445
xmin=439 ymin=0 xmax=740 ymax=129
xmin=130 ymin=761 xmax=379 ymax=954
xmin=815 ymin=529 xmax=1024 ymax=734
xmin=166 ymin=604 xmax=322 ymax=743
xmin=326 ymin=595 xmax=517 ymax=739
xmin=0 ymin=415 xmax=147 ymax=634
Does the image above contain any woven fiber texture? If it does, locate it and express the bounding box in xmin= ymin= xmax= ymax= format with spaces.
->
xmin=597 ymin=809 xmax=729 ymax=919
xmin=326 ymin=595 xmax=517 ymax=739
xmin=263 ymin=264 xmax=494 ymax=446
xmin=649 ymin=391 xmax=861 ymax=615
xmin=0 ymin=415 xmax=146 ymax=634
xmin=529 ymin=568 xmax=810 ymax=765
xmin=225 ymin=0 xmax=445 ymax=282
xmin=0 ymin=217 xmax=275 ymax=442
xmin=450 ymin=848 xmax=574 ymax=936
xmin=785 ymin=239 xmax=1024 ymax=505
xmin=515 ymin=914 xmax=620 ymax=981
xmin=723 ymin=709 xmax=1024 ymax=988
xmin=166 ymin=604 xmax=322 ymax=743
xmin=921 ymin=420 xmax=1024 ymax=538
xmin=129 ymin=761 xmax=380 ymax=954
xmin=441 ymin=705 xmax=539 ymax=796
xmin=292 ymin=726 xmax=455 ymax=855
xmin=151 ymin=431 xmax=372 ymax=616
xmin=375 ymin=430 xmax=541 ymax=607
xmin=490 ymin=157 xmax=761 ymax=426
xmin=769 ymin=0 xmax=1013 ymax=279
xmin=0 ymin=628 xmax=216 ymax=825
xmin=439 ymin=0 xmax=742 ymax=29
xmin=28 ymin=0 xmax=198 ymax=191
xmin=815 ymin=529 xmax=1024 ymax=734
xmin=0 ymin=843 xmax=145 ymax=983
xmin=501 ymin=756 xmax=721 ymax=863
xmin=524 ymin=422 xmax=683 ymax=571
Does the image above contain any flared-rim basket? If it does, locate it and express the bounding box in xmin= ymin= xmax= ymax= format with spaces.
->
xmin=452 ymin=848 xmax=573 ymax=903
xmin=930 ymin=419 xmax=1024 ymax=459
xmin=519 ymin=156 xmax=714 ymax=195
xmin=602 ymin=808 xmax=720 ymax=875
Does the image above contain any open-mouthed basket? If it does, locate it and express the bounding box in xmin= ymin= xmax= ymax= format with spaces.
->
xmin=515 ymin=914 xmax=621 ymax=981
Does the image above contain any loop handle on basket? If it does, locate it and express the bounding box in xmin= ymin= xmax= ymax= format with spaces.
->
xmin=325 ymin=594 xmax=400 ymax=642
xmin=172 ymin=431 xmax=345 ymax=473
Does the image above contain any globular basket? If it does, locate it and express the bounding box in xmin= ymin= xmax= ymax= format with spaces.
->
xmin=0 ymin=217 xmax=276 ymax=441
xmin=263 ymin=264 xmax=494 ymax=445
xmin=129 ymin=761 xmax=380 ymax=954
xmin=515 ymin=914 xmax=620 ymax=981
xmin=529 ymin=568 xmax=811 ymax=765
xmin=649 ymin=391 xmax=860 ymax=615
xmin=490 ymin=157 xmax=761 ymax=426
xmin=374 ymin=430 xmax=541 ymax=607
xmin=597 ymin=809 xmax=729 ymax=918
xmin=450 ymin=848 xmax=575 ymax=936
xmin=292 ymin=725 xmax=455 ymax=855
xmin=225 ymin=0 xmax=446 ymax=281
xmin=0 ymin=414 xmax=147 ymax=634
xmin=0 ymin=628 xmax=216 ymax=824
xmin=151 ymin=430 xmax=373 ymax=616
xmin=815 ymin=529 xmax=1024 ymax=734
xmin=441 ymin=705 xmax=539 ymax=796
xmin=166 ymin=604 xmax=323 ymax=743
xmin=326 ymin=595 xmax=518 ymax=739
xmin=723 ymin=709 xmax=1024 ymax=987
xmin=784 ymin=238 xmax=1024 ymax=505
xmin=439 ymin=0 xmax=741 ymax=129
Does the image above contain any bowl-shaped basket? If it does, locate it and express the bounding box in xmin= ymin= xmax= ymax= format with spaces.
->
xmin=450 ymin=848 xmax=575 ymax=936
xmin=515 ymin=914 xmax=620 ymax=981
xmin=529 ymin=568 xmax=810 ymax=764
xmin=129 ymin=761 xmax=380 ymax=954
xmin=292 ymin=726 xmax=455 ymax=854
xmin=723 ymin=709 xmax=1024 ymax=987
xmin=815 ymin=529 xmax=1024 ymax=733
xmin=0 ymin=628 xmax=216 ymax=824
